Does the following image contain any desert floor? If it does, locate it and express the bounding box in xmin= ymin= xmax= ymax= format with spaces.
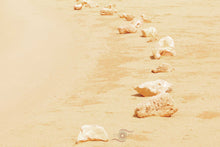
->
xmin=0 ymin=0 xmax=220 ymax=146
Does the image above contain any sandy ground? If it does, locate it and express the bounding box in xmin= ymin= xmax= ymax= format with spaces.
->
xmin=0 ymin=0 xmax=220 ymax=146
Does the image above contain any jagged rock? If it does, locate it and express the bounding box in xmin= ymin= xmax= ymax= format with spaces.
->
xmin=141 ymin=27 xmax=157 ymax=37
xmin=159 ymin=36 xmax=175 ymax=48
xmin=141 ymin=14 xmax=152 ymax=23
xmin=134 ymin=79 xmax=172 ymax=97
xmin=118 ymin=24 xmax=137 ymax=34
xmin=134 ymin=93 xmax=178 ymax=118
xmin=100 ymin=8 xmax=114 ymax=15
xmin=74 ymin=3 xmax=83 ymax=10
xmin=76 ymin=125 xmax=109 ymax=144
xmin=151 ymin=63 xmax=174 ymax=73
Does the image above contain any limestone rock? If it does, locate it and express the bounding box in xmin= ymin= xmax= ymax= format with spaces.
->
xmin=159 ymin=36 xmax=175 ymax=48
xmin=134 ymin=79 xmax=172 ymax=97
xmin=118 ymin=24 xmax=137 ymax=34
xmin=100 ymin=8 xmax=114 ymax=15
xmin=134 ymin=93 xmax=178 ymax=118
xmin=74 ymin=3 xmax=83 ymax=10
xmin=152 ymin=47 xmax=176 ymax=59
xmin=76 ymin=125 xmax=109 ymax=144
xmin=141 ymin=27 xmax=158 ymax=42
xmin=151 ymin=63 xmax=174 ymax=73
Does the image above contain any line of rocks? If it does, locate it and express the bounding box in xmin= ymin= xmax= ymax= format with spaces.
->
xmin=73 ymin=0 xmax=178 ymax=144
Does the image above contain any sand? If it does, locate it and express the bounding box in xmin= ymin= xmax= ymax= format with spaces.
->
xmin=0 ymin=0 xmax=220 ymax=146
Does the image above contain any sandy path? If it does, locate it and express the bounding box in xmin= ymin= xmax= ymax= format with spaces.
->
xmin=1 ymin=0 xmax=220 ymax=146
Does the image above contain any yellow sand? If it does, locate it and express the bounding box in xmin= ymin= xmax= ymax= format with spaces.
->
xmin=0 ymin=0 xmax=220 ymax=146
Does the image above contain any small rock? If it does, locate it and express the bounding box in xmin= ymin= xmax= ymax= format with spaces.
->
xmin=134 ymin=93 xmax=178 ymax=118
xmin=151 ymin=63 xmax=174 ymax=73
xmin=118 ymin=24 xmax=137 ymax=34
xmin=74 ymin=3 xmax=83 ymax=10
xmin=152 ymin=47 xmax=176 ymax=59
xmin=134 ymin=79 xmax=172 ymax=97
xmin=141 ymin=27 xmax=157 ymax=37
xmin=100 ymin=8 xmax=114 ymax=15
xmin=76 ymin=125 xmax=109 ymax=144
xmin=159 ymin=36 xmax=175 ymax=48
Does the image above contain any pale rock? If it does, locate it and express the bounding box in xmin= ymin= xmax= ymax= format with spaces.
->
xmin=74 ymin=3 xmax=83 ymax=10
xmin=152 ymin=47 xmax=176 ymax=59
xmin=134 ymin=79 xmax=172 ymax=97
xmin=141 ymin=27 xmax=158 ymax=41
xmin=100 ymin=8 xmax=114 ymax=15
xmin=118 ymin=24 xmax=137 ymax=34
xmin=134 ymin=93 xmax=178 ymax=118
xmin=76 ymin=125 xmax=109 ymax=144
xmin=159 ymin=36 xmax=175 ymax=48
xmin=141 ymin=14 xmax=152 ymax=23
xmin=151 ymin=63 xmax=174 ymax=73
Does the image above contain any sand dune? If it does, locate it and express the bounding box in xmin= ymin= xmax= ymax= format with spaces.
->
xmin=0 ymin=0 xmax=220 ymax=146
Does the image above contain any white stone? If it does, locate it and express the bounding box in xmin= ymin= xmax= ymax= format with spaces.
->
xmin=134 ymin=79 xmax=172 ymax=97
xmin=76 ymin=125 xmax=109 ymax=144
xmin=134 ymin=93 xmax=178 ymax=118
xmin=159 ymin=36 xmax=175 ymax=48
xmin=74 ymin=3 xmax=83 ymax=10
xmin=141 ymin=27 xmax=157 ymax=38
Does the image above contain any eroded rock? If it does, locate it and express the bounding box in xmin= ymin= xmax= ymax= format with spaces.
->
xmin=134 ymin=93 xmax=178 ymax=118
xmin=141 ymin=27 xmax=157 ymax=37
xmin=118 ymin=24 xmax=137 ymax=34
xmin=134 ymin=79 xmax=172 ymax=97
xmin=152 ymin=47 xmax=176 ymax=59
xmin=159 ymin=36 xmax=175 ymax=48
xmin=151 ymin=63 xmax=174 ymax=73
xmin=76 ymin=125 xmax=109 ymax=144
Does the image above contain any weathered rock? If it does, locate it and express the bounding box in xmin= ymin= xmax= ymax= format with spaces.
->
xmin=134 ymin=79 xmax=172 ymax=97
xmin=134 ymin=93 xmax=178 ymax=118
xmin=159 ymin=36 xmax=175 ymax=48
xmin=76 ymin=125 xmax=109 ymax=144
xmin=141 ymin=27 xmax=158 ymax=38
xmin=118 ymin=24 xmax=137 ymax=34
xmin=141 ymin=14 xmax=152 ymax=23
xmin=152 ymin=47 xmax=176 ymax=59
xmin=74 ymin=3 xmax=83 ymax=10
xmin=151 ymin=63 xmax=174 ymax=73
